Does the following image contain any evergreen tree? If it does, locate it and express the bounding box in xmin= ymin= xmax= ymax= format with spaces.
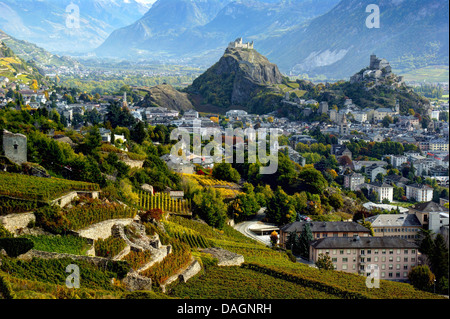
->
xmin=298 ymin=223 xmax=313 ymax=259
xmin=430 ymin=234 xmax=449 ymax=282
xmin=286 ymin=231 xmax=297 ymax=251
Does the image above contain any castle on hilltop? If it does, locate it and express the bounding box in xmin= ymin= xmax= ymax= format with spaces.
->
xmin=228 ymin=38 xmax=254 ymax=50
xmin=350 ymin=54 xmax=403 ymax=87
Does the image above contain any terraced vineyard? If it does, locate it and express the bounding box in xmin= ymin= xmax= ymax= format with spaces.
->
xmin=182 ymin=174 xmax=243 ymax=199
xmin=0 ymin=172 xmax=100 ymax=201
xmin=165 ymin=216 xmax=444 ymax=300
xmin=138 ymin=191 xmax=191 ymax=214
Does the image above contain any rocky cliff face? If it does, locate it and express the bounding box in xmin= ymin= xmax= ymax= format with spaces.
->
xmin=188 ymin=47 xmax=284 ymax=109
xmin=138 ymin=84 xmax=194 ymax=111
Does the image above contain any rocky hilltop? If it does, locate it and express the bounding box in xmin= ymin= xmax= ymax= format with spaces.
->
xmin=186 ymin=39 xmax=285 ymax=112
xmin=137 ymin=84 xmax=194 ymax=112
xmin=350 ymin=55 xmax=404 ymax=90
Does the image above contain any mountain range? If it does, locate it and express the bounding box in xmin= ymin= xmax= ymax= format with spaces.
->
xmin=0 ymin=0 xmax=448 ymax=81
xmin=96 ymin=0 xmax=448 ymax=79
xmin=96 ymin=0 xmax=340 ymax=64
xmin=0 ymin=0 xmax=155 ymax=54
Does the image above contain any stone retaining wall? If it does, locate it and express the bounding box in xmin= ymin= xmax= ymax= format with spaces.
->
xmin=75 ymin=218 xmax=136 ymax=240
xmin=0 ymin=212 xmax=35 ymax=233
xmin=160 ymin=257 xmax=202 ymax=293
xmin=18 ymin=249 xmax=110 ymax=267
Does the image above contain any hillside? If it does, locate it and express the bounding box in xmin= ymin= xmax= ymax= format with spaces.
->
xmin=0 ymin=172 xmax=443 ymax=300
xmin=186 ymin=44 xmax=285 ymax=113
xmin=0 ymin=40 xmax=42 ymax=85
xmin=0 ymin=29 xmax=82 ymax=71
xmin=136 ymin=84 xmax=194 ymax=111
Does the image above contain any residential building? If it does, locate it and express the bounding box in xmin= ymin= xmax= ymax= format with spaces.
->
xmin=364 ymin=181 xmax=394 ymax=203
xmin=344 ymin=172 xmax=365 ymax=191
xmin=331 ymin=144 xmax=352 ymax=161
xmin=384 ymin=174 xmax=409 ymax=189
xmin=365 ymin=214 xmax=422 ymax=241
xmin=408 ymin=201 xmax=448 ymax=230
xmin=309 ymin=236 xmax=419 ymax=280
xmin=405 ymin=183 xmax=434 ymax=202
xmin=366 ymin=164 xmax=387 ymax=181
xmin=353 ymin=160 xmax=387 ymax=171
xmin=279 ymin=221 xmax=371 ymax=248
xmin=390 ymin=155 xmax=408 ymax=169
xmin=429 ymin=138 xmax=449 ymax=152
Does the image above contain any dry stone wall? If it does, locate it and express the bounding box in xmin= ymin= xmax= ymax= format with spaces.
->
xmin=0 ymin=212 xmax=35 ymax=233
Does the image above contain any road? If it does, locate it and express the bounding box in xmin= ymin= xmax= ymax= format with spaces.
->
xmin=233 ymin=207 xmax=271 ymax=245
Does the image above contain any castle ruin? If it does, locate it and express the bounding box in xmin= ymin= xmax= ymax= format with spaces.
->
xmin=2 ymin=130 xmax=27 ymax=165
xmin=228 ymin=38 xmax=254 ymax=50
xmin=350 ymin=54 xmax=403 ymax=87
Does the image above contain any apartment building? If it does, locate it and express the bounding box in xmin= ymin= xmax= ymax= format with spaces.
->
xmin=309 ymin=236 xmax=419 ymax=280
xmin=344 ymin=172 xmax=365 ymax=191
xmin=405 ymin=183 xmax=434 ymax=202
xmin=279 ymin=221 xmax=371 ymax=248
xmin=365 ymin=214 xmax=422 ymax=241
xmin=364 ymin=181 xmax=394 ymax=203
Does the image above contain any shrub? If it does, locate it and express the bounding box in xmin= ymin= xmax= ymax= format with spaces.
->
xmin=140 ymin=208 xmax=164 ymax=223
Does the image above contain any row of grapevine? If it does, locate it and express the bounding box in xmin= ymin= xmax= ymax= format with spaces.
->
xmin=0 ymin=172 xmax=100 ymax=201
xmin=138 ymin=191 xmax=191 ymax=214
xmin=163 ymin=220 xmax=210 ymax=249
xmin=172 ymin=232 xmax=209 ymax=249
xmin=183 ymin=174 xmax=238 ymax=188
xmin=140 ymin=241 xmax=192 ymax=285
xmin=65 ymin=201 xmax=137 ymax=230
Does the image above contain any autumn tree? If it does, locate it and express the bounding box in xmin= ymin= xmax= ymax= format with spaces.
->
xmin=315 ymin=253 xmax=335 ymax=270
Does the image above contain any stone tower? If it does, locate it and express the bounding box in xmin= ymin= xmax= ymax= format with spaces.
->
xmin=2 ymin=130 xmax=27 ymax=165
xmin=340 ymin=114 xmax=349 ymax=136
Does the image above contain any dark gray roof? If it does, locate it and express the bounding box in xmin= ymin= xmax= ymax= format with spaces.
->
xmin=410 ymin=201 xmax=448 ymax=213
xmin=384 ymin=174 xmax=409 ymax=184
xmin=367 ymin=181 xmax=393 ymax=188
xmin=365 ymin=214 xmax=422 ymax=227
xmin=310 ymin=237 xmax=418 ymax=249
xmin=280 ymin=221 xmax=370 ymax=234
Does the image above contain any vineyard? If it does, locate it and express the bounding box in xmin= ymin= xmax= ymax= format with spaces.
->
xmin=163 ymin=219 xmax=210 ymax=249
xmin=64 ymin=199 xmax=137 ymax=231
xmin=163 ymin=215 xmax=443 ymax=300
xmin=138 ymin=191 xmax=191 ymax=214
xmin=182 ymin=174 xmax=243 ymax=199
xmin=122 ymin=250 xmax=154 ymax=271
xmin=140 ymin=241 xmax=192 ymax=286
xmin=94 ymin=236 xmax=127 ymax=258
xmin=183 ymin=174 xmax=239 ymax=188
xmin=23 ymin=235 xmax=92 ymax=256
xmin=0 ymin=172 xmax=100 ymax=201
